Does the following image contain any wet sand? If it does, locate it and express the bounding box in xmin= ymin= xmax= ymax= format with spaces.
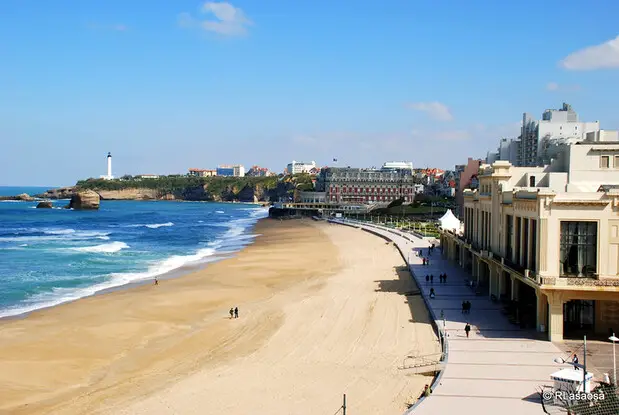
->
xmin=0 ymin=219 xmax=438 ymax=415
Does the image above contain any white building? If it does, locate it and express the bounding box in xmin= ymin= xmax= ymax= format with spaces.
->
xmin=441 ymin=133 xmax=619 ymax=342
xmin=486 ymin=138 xmax=520 ymax=165
xmin=381 ymin=161 xmax=414 ymax=171
xmin=287 ymin=160 xmax=317 ymax=175
xmin=519 ymin=103 xmax=600 ymax=167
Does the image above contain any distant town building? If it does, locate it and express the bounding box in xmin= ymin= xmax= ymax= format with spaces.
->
xmin=135 ymin=174 xmax=160 ymax=179
xmin=455 ymin=158 xmax=482 ymax=217
xmin=381 ymin=161 xmax=414 ymax=171
xmin=188 ymin=168 xmax=217 ymax=177
xmin=316 ymin=166 xmax=416 ymax=204
xmin=246 ymin=165 xmax=271 ymax=177
xmin=216 ymin=164 xmax=245 ymax=177
xmin=297 ymin=191 xmax=327 ymax=203
xmin=287 ymin=160 xmax=317 ymax=175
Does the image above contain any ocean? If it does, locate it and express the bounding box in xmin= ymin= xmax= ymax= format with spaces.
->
xmin=0 ymin=186 xmax=269 ymax=318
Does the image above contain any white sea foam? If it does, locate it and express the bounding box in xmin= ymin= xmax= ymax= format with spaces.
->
xmin=44 ymin=229 xmax=76 ymax=235
xmin=215 ymin=210 xmax=225 ymax=214
xmin=69 ymin=241 xmax=129 ymax=253
xmin=127 ymin=222 xmax=174 ymax=229
xmin=0 ymin=206 xmax=269 ymax=319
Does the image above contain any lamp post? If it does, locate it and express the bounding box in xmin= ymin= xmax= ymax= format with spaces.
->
xmin=610 ymin=333 xmax=618 ymax=386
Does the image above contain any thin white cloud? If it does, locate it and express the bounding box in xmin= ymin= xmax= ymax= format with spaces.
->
xmin=545 ymin=82 xmax=581 ymax=92
xmin=546 ymin=82 xmax=559 ymax=91
xmin=179 ymin=2 xmax=252 ymax=36
xmin=434 ymin=130 xmax=470 ymax=141
xmin=407 ymin=102 xmax=453 ymax=121
xmin=560 ymin=35 xmax=619 ymax=70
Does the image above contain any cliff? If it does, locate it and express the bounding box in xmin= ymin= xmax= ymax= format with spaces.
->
xmin=36 ymin=176 xmax=302 ymax=203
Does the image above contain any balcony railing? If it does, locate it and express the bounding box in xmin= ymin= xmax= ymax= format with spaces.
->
xmin=502 ymin=258 xmax=525 ymax=275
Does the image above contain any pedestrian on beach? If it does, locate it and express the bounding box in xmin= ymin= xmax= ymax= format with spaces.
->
xmin=229 ymin=308 xmax=234 ymax=319
xmin=234 ymin=307 xmax=239 ymax=319
xmin=424 ymin=384 xmax=432 ymax=397
xmin=465 ymin=322 xmax=471 ymax=338
xmin=154 ymin=278 xmax=158 ymax=285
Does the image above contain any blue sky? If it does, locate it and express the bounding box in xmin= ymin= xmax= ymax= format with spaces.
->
xmin=1 ymin=0 xmax=619 ymax=186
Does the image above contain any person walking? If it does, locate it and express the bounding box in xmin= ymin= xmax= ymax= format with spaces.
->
xmin=425 ymin=275 xmax=430 ymax=285
xmin=429 ymin=288 xmax=436 ymax=299
xmin=443 ymin=273 xmax=447 ymax=284
xmin=234 ymin=307 xmax=239 ymax=319
xmin=461 ymin=301 xmax=466 ymax=314
xmin=430 ymin=274 xmax=434 ymax=284
xmin=572 ymin=353 xmax=579 ymax=371
xmin=466 ymin=301 xmax=471 ymax=314
xmin=465 ymin=322 xmax=471 ymax=338
xmin=229 ymin=308 xmax=234 ymax=319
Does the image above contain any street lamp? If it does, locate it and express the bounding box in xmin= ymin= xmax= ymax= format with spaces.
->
xmin=610 ymin=333 xmax=618 ymax=386
xmin=553 ymin=335 xmax=588 ymax=392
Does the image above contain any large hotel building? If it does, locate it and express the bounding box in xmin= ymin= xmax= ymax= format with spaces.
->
xmin=316 ymin=162 xmax=415 ymax=204
xmin=441 ymin=133 xmax=619 ymax=342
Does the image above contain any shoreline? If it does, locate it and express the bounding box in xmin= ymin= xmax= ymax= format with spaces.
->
xmin=0 ymin=210 xmax=269 ymax=321
xmin=0 ymin=219 xmax=438 ymax=414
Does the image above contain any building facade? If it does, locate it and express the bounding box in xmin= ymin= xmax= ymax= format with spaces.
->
xmin=216 ymin=165 xmax=245 ymax=177
xmin=287 ymin=160 xmax=317 ymax=175
xmin=246 ymin=165 xmax=271 ymax=177
xmin=440 ymin=137 xmax=619 ymax=342
xmin=316 ymin=167 xmax=416 ymax=204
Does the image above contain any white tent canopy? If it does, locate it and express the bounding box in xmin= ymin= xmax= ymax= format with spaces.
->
xmin=438 ymin=209 xmax=461 ymax=233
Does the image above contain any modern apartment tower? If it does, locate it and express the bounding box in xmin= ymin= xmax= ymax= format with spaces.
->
xmin=518 ymin=103 xmax=600 ymax=167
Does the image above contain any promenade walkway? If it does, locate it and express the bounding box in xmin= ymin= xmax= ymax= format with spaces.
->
xmin=332 ymin=219 xmax=563 ymax=415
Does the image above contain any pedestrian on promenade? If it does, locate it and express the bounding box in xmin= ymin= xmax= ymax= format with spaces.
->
xmin=426 ymin=258 xmax=430 ymax=266
xmin=234 ymin=307 xmax=239 ymax=319
xmin=229 ymin=308 xmax=234 ymax=319
xmin=461 ymin=301 xmax=466 ymax=314
xmin=425 ymin=275 xmax=430 ymax=284
xmin=429 ymin=288 xmax=436 ymax=299
xmin=422 ymin=258 xmax=426 ymax=265
xmin=430 ymin=274 xmax=434 ymax=284
xmin=423 ymin=384 xmax=432 ymax=397
xmin=438 ymin=274 xmax=442 ymax=283
xmin=467 ymin=301 xmax=471 ymax=314
xmin=572 ymin=354 xmax=579 ymax=370
xmin=465 ymin=323 xmax=471 ymax=338
xmin=443 ymin=273 xmax=447 ymax=284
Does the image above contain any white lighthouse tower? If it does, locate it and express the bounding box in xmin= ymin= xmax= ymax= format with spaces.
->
xmin=100 ymin=152 xmax=114 ymax=180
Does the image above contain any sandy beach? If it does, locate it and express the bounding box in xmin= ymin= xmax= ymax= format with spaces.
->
xmin=0 ymin=219 xmax=439 ymax=415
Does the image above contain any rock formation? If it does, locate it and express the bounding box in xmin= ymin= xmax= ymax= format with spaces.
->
xmin=68 ymin=190 xmax=100 ymax=210
xmin=36 ymin=201 xmax=53 ymax=208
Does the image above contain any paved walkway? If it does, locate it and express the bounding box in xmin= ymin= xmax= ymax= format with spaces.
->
xmin=332 ymin=219 xmax=564 ymax=415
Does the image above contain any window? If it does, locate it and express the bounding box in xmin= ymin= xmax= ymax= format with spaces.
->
xmin=560 ymin=221 xmax=597 ymax=277
xmin=529 ymin=176 xmax=536 ymax=187
xmin=505 ymin=215 xmax=513 ymax=260
xmin=615 ymin=155 xmax=619 ymax=168
xmin=601 ymin=155 xmax=610 ymax=168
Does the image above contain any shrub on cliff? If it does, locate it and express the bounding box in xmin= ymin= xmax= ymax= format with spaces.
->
xmin=75 ymin=176 xmax=279 ymax=194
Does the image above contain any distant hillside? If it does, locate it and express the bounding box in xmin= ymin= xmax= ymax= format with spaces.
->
xmin=36 ymin=175 xmax=314 ymax=203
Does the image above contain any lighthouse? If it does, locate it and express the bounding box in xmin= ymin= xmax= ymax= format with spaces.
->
xmin=107 ymin=152 xmax=113 ymax=179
